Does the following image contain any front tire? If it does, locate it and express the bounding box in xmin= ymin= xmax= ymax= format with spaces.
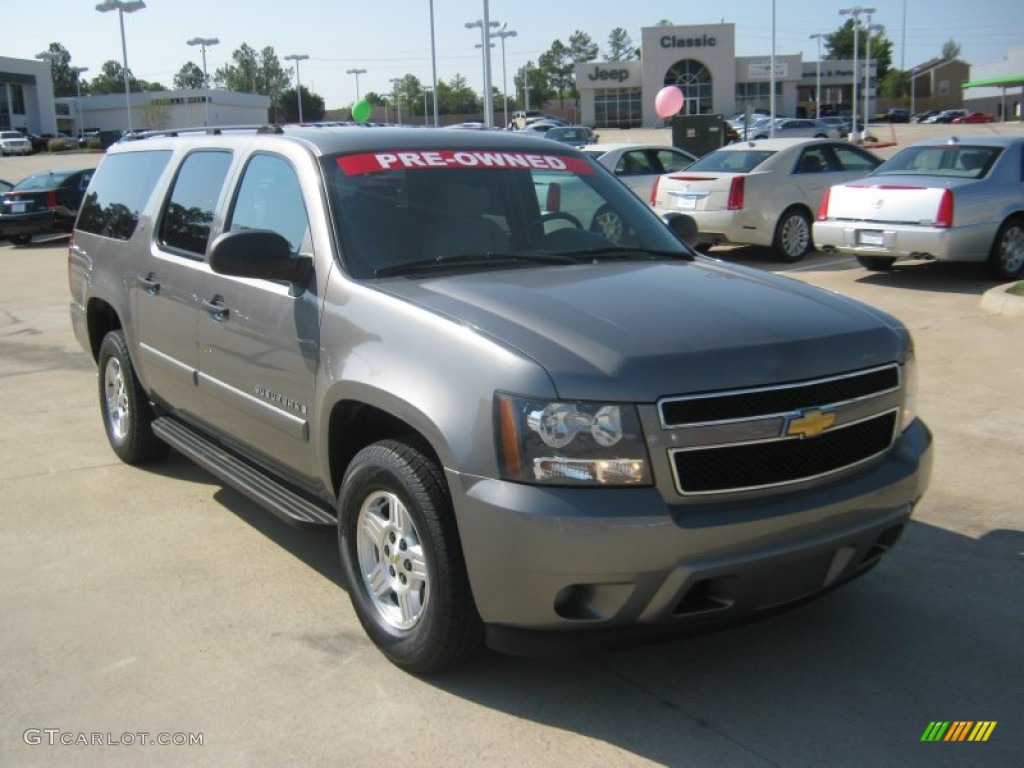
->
xmin=987 ymin=216 xmax=1024 ymax=281
xmin=97 ymin=330 xmax=168 ymax=464
xmin=772 ymin=207 xmax=812 ymax=262
xmin=338 ymin=440 xmax=482 ymax=673
xmin=9 ymin=234 xmax=32 ymax=245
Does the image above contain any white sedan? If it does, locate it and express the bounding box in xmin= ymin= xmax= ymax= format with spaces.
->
xmin=813 ymin=136 xmax=1024 ymax=280
xmin=651 ymin=138 xmax=882 ymax=261
xmin=579 ymin=143 xmax=697 ymax=200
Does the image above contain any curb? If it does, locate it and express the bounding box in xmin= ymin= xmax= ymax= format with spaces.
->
xmin=980 ymin=283 xmax=1024 ymax=317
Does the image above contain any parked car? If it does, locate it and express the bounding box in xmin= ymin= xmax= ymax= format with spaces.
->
xmin=911 ymin=110 xmax=940 ymax=123
xmin=952 ymin=112 xmax=996 ymax=124
xmin=926 ymin=109 xmax=967 ymax=124
xmin=814 ymin=136 xmax=1024 ymax=279
xmin=518 ymin=120 xmax=564 ymax=135
xmin=67 ymin=124 xmax=930 ymax=672
xmin=0 ymin=130 xmax=32 ymax=156
xmin=0 ymin=168 xmax=95 ymax=245
xmin=750 ymin=118 xmax=841 ymax=140
xmin=543 ymin=125 xmax=598 ymax=148
xmin=579 ymin=142 xmax=697 ymax=200
xmin=880 ymin=108 xmax=910 ymax=123
xmin=651 ymin=138 xmax=882 ymax=261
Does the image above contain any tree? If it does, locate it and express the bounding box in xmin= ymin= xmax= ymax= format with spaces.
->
xmin=40 ymin=42 xmax=78 ymax=97
xmin=879 ymin=68 xmax=909 ymax=100
xmin=89 ymin=60 xmax=135 ymax=95
xmin=538 ymin=40 xmax=574 ymax=109
xmin=513 ymin=61 xmax=553 ymax=112
xmin=942 ymin=39 xmax=962 ymax=60
xmin=441 ymin=73 xmax=479 ymax=115
xmin=173 ymin=62 xmax=205 ymax=90
xmin=213 ymin=43 xmax=290 ymax=98
xmin=825 ymin=19 xmax=893 ymax=80
xmin=568 ymin=30 xmax=600 ymax=65
xmin=607 ymin=28 xmax=637 ymax=62
xmin=278 ymin=85 xmax=325 ymax=123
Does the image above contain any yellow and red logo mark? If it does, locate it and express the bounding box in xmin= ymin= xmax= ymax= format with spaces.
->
xmin=921 ymin=721 xmax=997 ymax=742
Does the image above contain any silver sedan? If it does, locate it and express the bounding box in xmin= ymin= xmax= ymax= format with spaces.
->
xmin=813 ymin=136 xmax=1024 ymax=280
xmin=579 ymin=143 xmax=697 ymax=200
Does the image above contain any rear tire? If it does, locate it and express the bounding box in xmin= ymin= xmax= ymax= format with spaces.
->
xmin=772 ymin=207 xmax=812 ymax=262
xmin=856 ymin=255 xmax=896 ymax=272
xmin=97 ymin=330 xmax=169 ymax=464
xmin=9 ymin=234 xmax=31 ymax=245
xmin=338 ymin=439 xmax=482 ymax=673
xmin=987 ymin=216 xmax=1024 ymax=281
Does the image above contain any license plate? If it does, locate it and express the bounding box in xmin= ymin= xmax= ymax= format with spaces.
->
xmin=858 ymin=230 xmax=884 ymax=246
xmin=674 ymin=195 xmax=697 ymax=211
xmin=11 ymin=203 xmax=26 ymax=213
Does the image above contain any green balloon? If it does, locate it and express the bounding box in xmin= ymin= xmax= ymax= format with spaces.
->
xmin=351 ymin=100 xmax=372 ymax=123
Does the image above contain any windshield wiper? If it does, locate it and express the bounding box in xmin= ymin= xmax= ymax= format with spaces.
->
xmin=555 ymin=246 xmax=694 ymax=263
xmin=374 ymin=252 xmax=577 ymax=277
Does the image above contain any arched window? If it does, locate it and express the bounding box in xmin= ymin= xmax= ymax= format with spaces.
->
xmin=664 ymin=60 xmax=712 ymax=115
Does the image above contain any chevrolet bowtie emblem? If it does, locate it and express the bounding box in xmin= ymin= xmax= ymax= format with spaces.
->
xmin=784 ymin=408 xmax=836 ymax=439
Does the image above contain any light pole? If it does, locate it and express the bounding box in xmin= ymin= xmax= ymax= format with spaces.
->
xmin=864 ymin=22 xmax=883 ymax=139
xmin=284 ymin=54 xmax=309 ymax=123
xmin=71 ymin=66 xmax=89 ymax=140
xmin=389 ymin=78 xmax=403 ymax=125
xmin=839 ymin=6 xmax=875 ymax=143
xmin=910 ymin=66 xmax=917 ymax=117
xmin=465 ymin=5 xmax=499 ymax=128
xmin=523 ymin=61 xmax=531 ymax=111
xmin=423 ymin=90 xmax=429 ymax=126
xmin=809 ymin=34 xmax=825 ymax=118
xmin=428 ymin=0 xmax=439 ymax=126
xmin=187 ymin=37 xmax=218 ymax=126
xmin=493 ymin=24 xmax=517 ymax=129
xmin=346 ymin=68 xmax=366 ymax=101
xmin=95 ymin=0 xmax=146 ymax=134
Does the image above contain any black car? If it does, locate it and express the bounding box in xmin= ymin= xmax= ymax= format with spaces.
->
xmin=0 ymin=168 xmax=94 ymax=245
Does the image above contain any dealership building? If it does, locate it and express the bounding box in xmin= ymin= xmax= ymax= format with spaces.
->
xmin=575 ymin=23 xmax=881 ymax=128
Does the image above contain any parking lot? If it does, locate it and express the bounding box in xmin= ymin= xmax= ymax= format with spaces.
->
xmin=2 ymin=134 xmax=1022 ymax=767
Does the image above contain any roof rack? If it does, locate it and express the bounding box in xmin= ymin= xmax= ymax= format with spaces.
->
xmin=120 ymin=124 xmax=285 ymax=141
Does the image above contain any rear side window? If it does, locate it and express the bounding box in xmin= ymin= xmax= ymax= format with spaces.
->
xmin=76 ymin=150 xmax=172 ymax=240
xmin=158 ymin=150 xmax=233 ymax=257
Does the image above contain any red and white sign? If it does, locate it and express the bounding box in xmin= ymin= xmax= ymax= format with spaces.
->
xmin=337 ymin=150 xmax=593 ymax=176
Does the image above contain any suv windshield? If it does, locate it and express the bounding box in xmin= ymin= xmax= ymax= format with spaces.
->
xmin=323 ymin=147 xmax=689 ymax=278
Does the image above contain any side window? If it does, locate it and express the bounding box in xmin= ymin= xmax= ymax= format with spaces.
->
xmin=794 ymin=147 xmax=827 ymax=174
xmin=832 ymin=145 xmax=880 ymax=173
xmin=615 ymin=150 xmax=655 ymax=176
xmin=76 ymin=150 xmax=173 ymax=240
xmin=656 ymin=149 xmax=693 ymax=173
xmin=158 ymin=150 xmax=233 ymax=257
xmin=228 ymin=153 xmax=310 ymax=253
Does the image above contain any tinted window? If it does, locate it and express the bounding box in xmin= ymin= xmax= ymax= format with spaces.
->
xmin=76 ymin=150 xmax=172 ymax=240
xmin=227 ymin=154 xmax=310 ymax=253
xmin=615 ymin=150 xmax=656 ymax=175
xmin=831 ymin=145 xmax=880 ymax=172
xmin=875 ymin=145 xmax=1002 ymax=179
xmin=158 ymin=150 xmax=233 ymax=256
xmin=655 ymin=149 xmax=694 ymax=173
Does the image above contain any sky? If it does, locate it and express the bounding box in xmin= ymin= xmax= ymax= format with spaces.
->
xmin=5 ymin=0 xmax=1021 ymax=111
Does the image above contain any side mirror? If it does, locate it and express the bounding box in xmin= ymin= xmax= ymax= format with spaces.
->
xmin=663 ymin=213 xmax=699 ymax=248
xmin=209 ymin=229 xmax=312 ymax=284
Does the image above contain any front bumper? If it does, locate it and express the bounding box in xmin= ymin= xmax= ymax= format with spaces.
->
xmin=449 ymin=418 xmax=931 ymax=651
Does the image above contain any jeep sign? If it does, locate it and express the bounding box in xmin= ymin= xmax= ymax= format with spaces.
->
xmin=588 ymin=67 xmax=631 ymax=82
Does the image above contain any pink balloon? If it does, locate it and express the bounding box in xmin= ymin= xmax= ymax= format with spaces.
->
xmin=654 ymin=86 xmax=684 ymax=119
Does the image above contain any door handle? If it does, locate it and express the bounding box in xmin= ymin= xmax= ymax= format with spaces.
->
xmin=201 ymin=297 xmax=229 ymax=321
xmin=137 ymin=274 xmax=160 ymax=295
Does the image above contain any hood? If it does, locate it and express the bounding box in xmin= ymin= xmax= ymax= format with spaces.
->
xmin=375 ymin=260 xmax=907 ymax=401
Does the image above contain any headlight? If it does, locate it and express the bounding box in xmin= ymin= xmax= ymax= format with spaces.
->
xmin=496 ymin=393 xmax=651 ymax=485
xmin=901 ymin=351 xmax=918 ymax=432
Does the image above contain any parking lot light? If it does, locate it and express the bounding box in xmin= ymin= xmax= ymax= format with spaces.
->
xmin=95 ymin=0 xmax=146 ymax=134
xmin=284 ymin=54 xmax=310 ymax=123
xmin=187 ymin=37 xmax=219 ymax=126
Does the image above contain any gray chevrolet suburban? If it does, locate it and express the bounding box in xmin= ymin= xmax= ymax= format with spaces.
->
xmin=69 ymin=125 xmax=932 ymax=673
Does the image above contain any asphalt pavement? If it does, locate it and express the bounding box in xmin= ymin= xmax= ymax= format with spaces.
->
xmin=1 ymin=139 xmax=1022 ymax=767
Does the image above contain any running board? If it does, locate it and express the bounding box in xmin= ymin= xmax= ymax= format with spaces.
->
xmin=152 ymin=417 xmax=336 ymax=529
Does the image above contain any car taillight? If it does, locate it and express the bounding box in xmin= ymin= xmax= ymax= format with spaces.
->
xmin=46 ymin=191 xmax=57 ymax=209
xmin=545 ymin=182 xmax=561 ymax=213
xmin=649 ymin=175 xmax=661 ymax=206
xmin=935 ymin=189 xmax=954 ymax=228
xmin=727 ymin=177 xmax=744 ymax=210
xmin=816 ymin=187 xmax=831 ymax=220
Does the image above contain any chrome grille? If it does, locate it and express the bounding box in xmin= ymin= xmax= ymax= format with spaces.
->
xmin=659 ymin=365 xmax=902 ymax=495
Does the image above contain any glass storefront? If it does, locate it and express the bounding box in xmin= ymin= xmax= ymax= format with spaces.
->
xmin=594 ymin=87 xmax=642 ymax=128
xmin=664 ymin=60 xmax=713 ymax=115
